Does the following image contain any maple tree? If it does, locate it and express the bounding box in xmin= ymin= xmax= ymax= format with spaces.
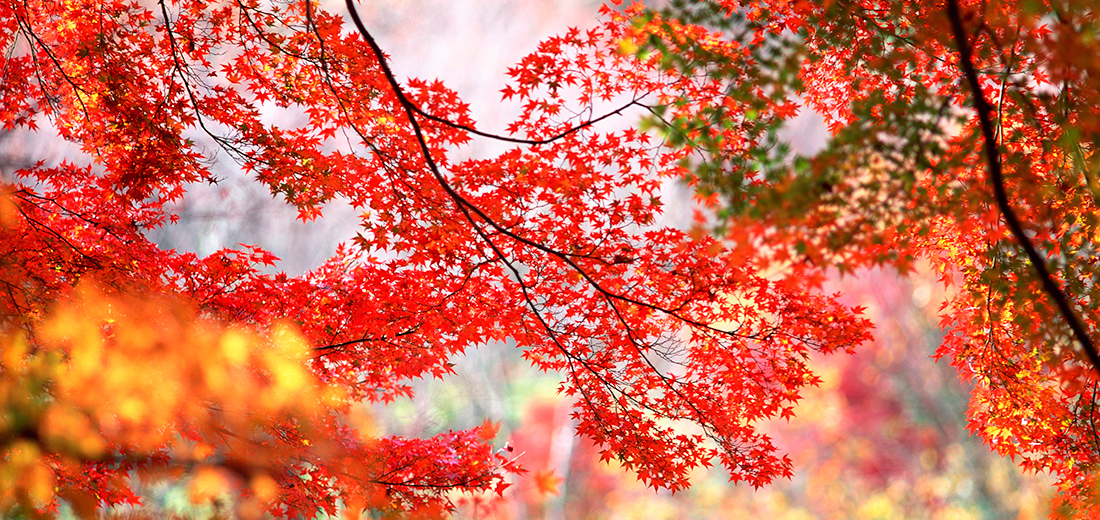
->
xmin=1 ymin=0 xmax=1095 ymax=516
xmin=0 ymin=0 xmax=875 ymax=517
xmin=614 ymin=0 xmax=1100 ymax=515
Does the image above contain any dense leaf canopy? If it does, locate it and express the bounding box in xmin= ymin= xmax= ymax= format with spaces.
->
xmin=626 ymin=0 xmax=1100 ymax=514
xmin=0 ymin=0 xmax=1097 ymax=517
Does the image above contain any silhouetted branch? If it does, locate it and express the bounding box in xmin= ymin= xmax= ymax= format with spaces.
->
xmin=947 ymin=0 xmax=1100 ymax=374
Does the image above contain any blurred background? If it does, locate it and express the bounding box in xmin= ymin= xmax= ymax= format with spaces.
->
xmin=5 ymin=0 xmax=1054 ymax=517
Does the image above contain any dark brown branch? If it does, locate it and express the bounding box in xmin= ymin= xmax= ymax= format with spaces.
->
xmin=343 ymin=0 xmax=757 ymax=343
xmin=407 ymin=96 xmax=642 ymax=146
xmin=946 ymin=0 xmax=1100 ymax=374
xmin=343 ymin=0 xmax=625 ymax=419
xmin=312 ymin=326 xmax=419 ymax=355
xmin=343 ymin=1 xmax=730 ymax=444
xmin=343 ymin=5 xmax=638 ymax=147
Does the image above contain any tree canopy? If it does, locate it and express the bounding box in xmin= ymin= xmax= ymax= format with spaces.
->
xmin=628 ymin=0 xmax=1100 ymax=514
xmin=0 ymin=0 xmax=1096 ymax=517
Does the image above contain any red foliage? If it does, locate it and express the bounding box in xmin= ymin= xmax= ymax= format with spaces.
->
xmin=0 ymin=0 xmax=874 ymax=516
xmin=6 ymin=0 xmax=1095 ymax=515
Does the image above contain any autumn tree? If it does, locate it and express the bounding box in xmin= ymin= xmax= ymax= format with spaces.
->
xmin=6 ymin=0 xmax=1094 ymax=515
xmin=0 ymin=0 xmax=879 ymax=517
xmin=608 ymin=0 xmax=1100 ymax=515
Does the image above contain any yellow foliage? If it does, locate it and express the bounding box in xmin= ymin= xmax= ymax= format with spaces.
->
xmin=0 ymin=280 xmax=340 ymax=514
xmin=189 ymin=467 xmax=232 ymax=504
xmin=251 ymin=474 xmax=280 ymax=502
xmin=0 ymin=441 xmax=54 ymax=510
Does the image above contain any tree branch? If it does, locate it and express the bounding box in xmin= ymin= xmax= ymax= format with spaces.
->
xmin=946 ymin=0 xmax=1100 ymax=374
xmin=342 ymin=0 xmax=755 ymax=451
xmin=343 ymin=0 xmax=759 ymax=342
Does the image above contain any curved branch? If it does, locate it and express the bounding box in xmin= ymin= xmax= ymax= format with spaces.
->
xmin=408 ymin=96 xmax=642 ymax=146
xmin=343 ymin=0 xmax=756 ymax=342
xmin=343 ymin=5 xmax=638 ymax=146
xmin=343 ymin=0 xmax=629 ymax=415
xmin=947 ymin=0 xmax=1100 ymax=374
xmin=343 ymin=1 xmax=758 ymax=450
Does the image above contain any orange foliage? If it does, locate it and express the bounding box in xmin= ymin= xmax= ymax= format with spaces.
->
xmin=619 ymin=0 xmax=1100 ymax=515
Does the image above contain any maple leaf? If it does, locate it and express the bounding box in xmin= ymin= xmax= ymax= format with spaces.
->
xmin=478 ymin=419 xmax=502 ymax=442
xmin=532 ymin=470 xmax=564 ymax=496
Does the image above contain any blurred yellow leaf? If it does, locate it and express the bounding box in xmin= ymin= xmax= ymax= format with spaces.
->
xmin=189 ymin=467 xmax=232 ymax=504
